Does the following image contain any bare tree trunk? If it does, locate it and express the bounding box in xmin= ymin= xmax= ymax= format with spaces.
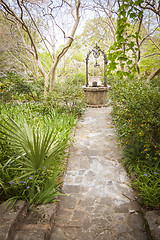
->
xmin=37 ymin=59 xmax=49 ymax=97
xmin=44 ymin=75 xmax=49 ymax=97
xmin=50 ymin=62 xmax=58 ymax=92
xmin=147 ymin=68 xmax=160 ymax=82
xmin=49 ymin=0 xmax=80 ymax=90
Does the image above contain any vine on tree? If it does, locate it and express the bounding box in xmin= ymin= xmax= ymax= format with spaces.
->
xmin=107 ymin=0 xmax=144 ymax=79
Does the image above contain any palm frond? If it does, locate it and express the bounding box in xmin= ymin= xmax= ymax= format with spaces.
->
xmin=1 ymin=116 xmax=69 ymax=172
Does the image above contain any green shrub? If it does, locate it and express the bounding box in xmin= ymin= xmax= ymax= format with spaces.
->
xmin=111 ymin=76 xmax=160 ymax=208
xmin=0 ymin=72 xmax=43 ymax=102
xmin=0 ymin=102 xmax=77 ymax=206
xmin=0 ymin=71 xmax=86 ymax=206
xmin=66 ymin=72 xmax=86 ymax=86
xmin=133 ymin=166 xmax=160 ymax=208
xmin=46 ymin=76 xmax=87 ymax=117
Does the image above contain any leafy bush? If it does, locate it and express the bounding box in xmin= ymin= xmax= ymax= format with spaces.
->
xmin=66 ymin=72 xmax=86 ymax=86
xmin=0 ymin=72 xmax=86 ymax=117
xmin=0 ymin=70 xmax=86 ymax=206
xmin=0 ymin=102 xmax=77 ymax=206
xmin=0 ymin=72 xmax=43 ymax=102
xmin=110 ymin=76 xmax=160 ymax=208
xmin=46 ymin=75 xmax=87 ymax=117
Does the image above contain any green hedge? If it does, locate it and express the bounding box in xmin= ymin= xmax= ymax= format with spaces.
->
xmin=110 ymin=76 xmax=160 ymax=208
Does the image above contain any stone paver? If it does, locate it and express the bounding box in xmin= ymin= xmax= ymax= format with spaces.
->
xmin=50 ymin=107 xmax=150 ymax=240
xmin=14 ymin=203 xmax=56 ymax=240
xmin=0 ymin=200 xmax=26 ymax=240
xmin=145 ymin=210 xmax=160 ymax=240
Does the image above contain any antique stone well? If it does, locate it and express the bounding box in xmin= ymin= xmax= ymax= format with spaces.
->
xmin=82 ymin=44 xmax=109 ymax=106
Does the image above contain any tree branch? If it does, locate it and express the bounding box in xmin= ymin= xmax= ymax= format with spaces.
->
xmin=49 ymin=0 xmax=80 ymax=90
xmin=21 ymin=1 xmax=54 ymax=61
xmin=136 ymin=15 xmax=143 ymax=62
xmin=143 ymin=52 xmax=160 ymax=58
xmin=147 ymin=68 xmax=160 ymax=82
xmin=149 ymin=35 xmax=160 ymax=51
xmin=140 ymin=25 xmax=160 ymax=46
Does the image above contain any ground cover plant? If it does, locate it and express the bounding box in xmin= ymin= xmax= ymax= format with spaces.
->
xmin=110 ymin=76 xmax=160 ymax=209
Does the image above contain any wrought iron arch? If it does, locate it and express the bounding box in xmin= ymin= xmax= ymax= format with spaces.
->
xmin=86 ymin=43 xmax=107 ymax=87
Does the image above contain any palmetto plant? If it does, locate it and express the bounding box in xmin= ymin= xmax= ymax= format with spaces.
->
xmin=1 ymin=116 xmax=69 ymax=178
xmin=0 ymin=116 xmax=71 ymax=206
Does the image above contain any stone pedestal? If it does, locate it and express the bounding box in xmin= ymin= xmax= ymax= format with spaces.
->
xmin=82 ymin=86 xmax=109 ymax=106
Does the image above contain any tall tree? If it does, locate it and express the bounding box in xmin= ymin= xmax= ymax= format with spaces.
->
xmin=0 ymin=14 xmax=39 ymax=80
xmin=92 ymin=0 xmax=118 ymax=43
xmin=0 ymin=0 xmax=81 ymax=96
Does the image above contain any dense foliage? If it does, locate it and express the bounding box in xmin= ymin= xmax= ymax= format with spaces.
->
xmin=0 ymin=72 xmax=43 ymax=102
xmin=46 ymin=73 xmax=86 ymax=117
xmin=0 ymin=72 xmax=86 ymax=207
xmin=0 ymin=103 xmax=74 ymax=206
xmin=107 ymin=0 xmax=160 ymax=81
xmin=110 ymin=76 xmax=160 ymax=208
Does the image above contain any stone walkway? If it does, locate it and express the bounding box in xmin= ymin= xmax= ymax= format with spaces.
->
xmin=50 ymin=107 xmax=149 ymax=240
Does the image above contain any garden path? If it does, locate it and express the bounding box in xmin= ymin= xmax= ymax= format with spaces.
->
xmin=50 ymin=107 xmax=150 ymax=240
xmin=1 ymin=107 xmax=159 ymax=240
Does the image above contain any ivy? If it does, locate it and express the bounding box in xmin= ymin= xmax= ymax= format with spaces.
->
xmin=107 ymin=0 xmax=144 ymax=78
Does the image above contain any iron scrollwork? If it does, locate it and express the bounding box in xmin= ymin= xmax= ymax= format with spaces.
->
xmin=86 ymin=43 xmax=107 ymax=87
